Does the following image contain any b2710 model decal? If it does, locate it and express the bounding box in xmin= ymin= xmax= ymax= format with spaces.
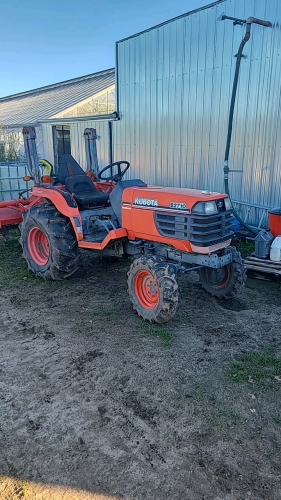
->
xmin=170 ymin=202 xmax=187 ymax=210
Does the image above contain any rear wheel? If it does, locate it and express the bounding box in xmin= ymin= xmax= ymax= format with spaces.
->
xmin=127 ymin=256 xmax=179 ymax=323
xmin=19 ymin=204 xmax=80 ymax=279
xmin=198 ymin=247 xmax=246 ymax=298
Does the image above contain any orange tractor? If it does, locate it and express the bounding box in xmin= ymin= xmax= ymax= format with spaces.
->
xmin=0 ymin=126 xmax=245 ymax=323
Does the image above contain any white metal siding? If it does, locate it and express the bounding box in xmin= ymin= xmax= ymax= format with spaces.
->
xmin=114 ymin=0 xmax=281 ymax=226
xmin=0 ymin=121 xmax=111 ymax=201
xmin=41 ymin=120 xmax=111 ymax=171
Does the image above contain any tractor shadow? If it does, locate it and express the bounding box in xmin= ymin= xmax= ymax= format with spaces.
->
xmin=217 ymin=297 xmax=249 ymax=311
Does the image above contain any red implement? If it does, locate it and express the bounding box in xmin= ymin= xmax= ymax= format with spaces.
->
xmin=0 ymin=199 xmax=33 ymax=229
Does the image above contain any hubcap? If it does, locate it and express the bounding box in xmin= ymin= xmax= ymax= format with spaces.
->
xmin=135 ymin=270 xmax=159 ymax=310
xmin=208 ymin=266 xmax=230 ymax=288
xmin=28 ymin=227 xmax=50 ymax=266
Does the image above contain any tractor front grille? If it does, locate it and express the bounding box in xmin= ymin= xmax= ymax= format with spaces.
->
xmin=154 ymin=211 xmax=233 ymax=247
xmin=155 ymin=213 xmax=189 ymax=240
xmin=190 ymin=212 xmax=233 ymax=246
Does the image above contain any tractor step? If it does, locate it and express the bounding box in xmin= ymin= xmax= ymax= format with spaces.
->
xmin=245 ymin=253 xmax=281 ymax=276
xmin=82 ymin=231 xmax=109 ymax=243
xmin=78 ymin=227 xmax=127 ymax=250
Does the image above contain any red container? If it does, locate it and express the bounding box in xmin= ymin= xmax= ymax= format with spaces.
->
xmin=268 ymin=208 xmax=281 ymax=237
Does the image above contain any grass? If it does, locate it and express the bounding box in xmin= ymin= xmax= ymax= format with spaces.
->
xmin=72 ymin=307 xmax=120 ymax=336
xmin=0 ymin=236 xmax=36 ymax=285
xmin=203 ymin=406 xmax=241 ymax=428
xmin=144 ymin=323 xmax=173 ymax=347
xmin=10 ymin=295 xmax=30 ymax=307
xmin=72 ymin=317 xmax=97 ymax=337
xmin=0 ymin=235 xmax=75 ymax=290
xmin=91 ymin=308 xmax=117 ymax=318
xmin=233 ymin=237 xmax=255 ymax=258
xmin=191 ymin=383 xmax=241 ymax=431
xmin=229 ymin=346 xmax=281 ymax=388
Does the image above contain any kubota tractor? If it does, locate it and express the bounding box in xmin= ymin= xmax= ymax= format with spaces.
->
xmin=0 ymin=126 xmax=246 ymax=323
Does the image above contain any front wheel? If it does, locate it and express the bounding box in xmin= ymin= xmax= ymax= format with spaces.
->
xmin=127 ymin=256 xmax=179 ymax=323
xmin=198 ymin=247 xmax=246 ymax=298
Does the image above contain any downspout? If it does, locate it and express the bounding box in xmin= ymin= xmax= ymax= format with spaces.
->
xmin=220 ymin=15 xmax=271 ymax=234
xmin=108 ymin=121 xmax=113 ymax=164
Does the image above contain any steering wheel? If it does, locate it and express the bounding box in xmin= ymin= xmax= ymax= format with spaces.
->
xmin=98 ymin=161 xmax=130 ymax=182
xmin=18 ymin=188 xmax=30 ymax=199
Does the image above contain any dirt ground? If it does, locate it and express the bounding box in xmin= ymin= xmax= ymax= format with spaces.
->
xmin=0 ymin=239 xmax=280 ymax=500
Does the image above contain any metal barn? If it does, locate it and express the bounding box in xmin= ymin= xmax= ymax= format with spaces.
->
xmin=0 ymin=0 xmax=280 ymax=229
xmin=114 ymin=0 xmax=281 ymax=228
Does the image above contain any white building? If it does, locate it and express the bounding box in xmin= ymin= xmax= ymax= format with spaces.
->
xmin=1 ymin=0 xmax=280 ymax=228
xmin=0 ymin=68 xmax=116 ymax=199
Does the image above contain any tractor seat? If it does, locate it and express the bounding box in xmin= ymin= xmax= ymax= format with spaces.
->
xmin=57 ymin=153 xmax=88 ymax=183
xmin=56 ymin=153 xmax=109 ymax=207
xmin=65 ymin=175 xmax=109 ymax=207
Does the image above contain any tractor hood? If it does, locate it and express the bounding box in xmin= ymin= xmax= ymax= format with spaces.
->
xmin=120 ymin=184 xmax=233 ymax=254
xmin=122 ymin=186 xmax=228 ymax=212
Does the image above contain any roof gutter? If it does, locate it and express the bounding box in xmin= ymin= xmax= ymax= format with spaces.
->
xmin=1 ymin=112 xmax=120 ymax=129
xmin=39 ymin=112 xmax=119 ymax=124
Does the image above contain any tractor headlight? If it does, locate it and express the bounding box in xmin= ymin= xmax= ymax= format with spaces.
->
xmin=192 ymin=201 xmax=218 ymax=215
xmin=224 ymin=197 xmax=232 ymax=211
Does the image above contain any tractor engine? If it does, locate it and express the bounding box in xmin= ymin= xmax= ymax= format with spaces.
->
xmin=118 ymin=185 xmax=233 ymax=254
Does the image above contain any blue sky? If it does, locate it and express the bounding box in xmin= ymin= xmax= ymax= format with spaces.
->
xmin=0 ymin=0 xmax=209 ymax=97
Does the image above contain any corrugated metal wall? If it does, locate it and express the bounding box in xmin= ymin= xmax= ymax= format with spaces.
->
xmin=114 ymin=0 xmax=281 ymax=227
xmin=0 ymin=121 xmax=111 ymax=201
xmin=41 ymin=119 xmax=111 ymax=171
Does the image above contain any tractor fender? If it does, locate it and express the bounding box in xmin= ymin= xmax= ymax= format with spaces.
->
xmin=30 ymin=186 xmax=83 ymax=240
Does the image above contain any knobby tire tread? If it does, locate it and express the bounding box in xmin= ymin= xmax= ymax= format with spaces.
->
xmin=199 ymin=246 xmax=246 ymax=299
xmin=19 ymin=205 xmax=80 ymax=280
xmin=127 ymin=255 xmax=179 ymax=323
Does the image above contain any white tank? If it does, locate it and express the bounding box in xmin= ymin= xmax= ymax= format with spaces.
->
xmin=270 ymin=236 xmax=281 ymax=262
